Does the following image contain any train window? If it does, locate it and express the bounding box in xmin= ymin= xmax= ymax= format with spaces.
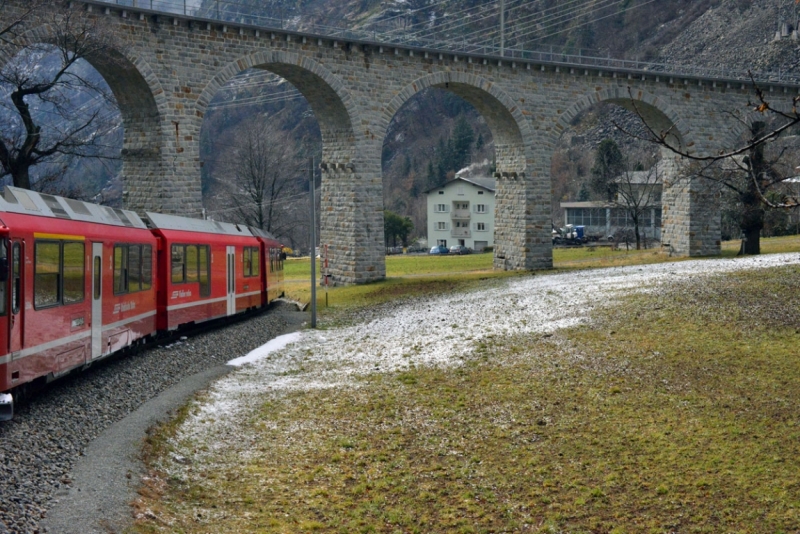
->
xmin=186 ymin=245 xmax=199 ymax=283
xmin=198 ymin=246 xmax=210 ymax=297
xmin=62 ymin=242 xmax=85 ymax=305
xmin=11 ymin=242 xmax=20 ymax=314
xmin=171 ymin=245 xmax=185 ymax=284
xmin=114 ymin=244 xmax=152 ymax=294
xmin=128 ymin=245 xmax=142 ymax=292
xmin=171 ymin=244 xmax=209 ymax=289
xmin=34 ymin=241 xmax=61 ymax=308
xmin=93 ymin=256 xmax=102 ymax=300
xmin=114 ymin=245 xmax=128 ymax=294
xmin=142 ymin=245 xmax=152 ymax=290
xmin=243 ymin=247 xmax=259 ymax=277
xmin=34 ymin=240 xmax=85 ymax=308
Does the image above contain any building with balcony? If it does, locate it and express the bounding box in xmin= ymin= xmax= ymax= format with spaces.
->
xmin=426 ymin=176 xmax=495 ymax=251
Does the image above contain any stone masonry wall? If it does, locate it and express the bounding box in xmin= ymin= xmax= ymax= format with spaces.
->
xmin=0 ymin=0 xmax=784 ymax=283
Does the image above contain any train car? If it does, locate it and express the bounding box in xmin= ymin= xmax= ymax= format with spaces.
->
xmin=146 ymin=212 xmax=264 ymax=331
xmin=0 ymin=187 xmax=158 ymax=420
xmin=250 ymin=227 xmax=285 ymax=306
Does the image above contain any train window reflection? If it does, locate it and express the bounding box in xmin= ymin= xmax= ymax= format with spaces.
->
xmin=171 ymin=245 xmax=185 ymax=283
xmin=34 ymin=241 xmax=61 ymax=308
xmin=62 ymin=242 xmax=85 ymax=305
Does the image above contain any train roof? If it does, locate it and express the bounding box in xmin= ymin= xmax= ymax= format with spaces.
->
xmin=249 ymin=226 xmax=279 ymax=241
xmin=145 ymin=212 xmax=254 ymax=237
xmin=0 ymin=186 xmax=148 ymax=229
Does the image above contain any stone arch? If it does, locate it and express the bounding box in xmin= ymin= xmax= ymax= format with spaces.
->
xmin=555 ymin=86 xmax=719 ymax=257
xmin=380 ymin=71 xmax=534 ymax=174
xmin=196 ymin=50 xmax=360 ymax=164
xmin=555 ymin=86 xmax=691 ymax=151
xmin=197 ymin=51 xmax=377 ymax=285
xmin=380 ymin=72 xmax=544 ymax=271
xmin=0 ymin=21 xmax=167 ymax=211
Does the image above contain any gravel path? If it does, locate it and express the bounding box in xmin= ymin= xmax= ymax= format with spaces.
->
xmin=0 ymin=301 xmax=307 ymax=534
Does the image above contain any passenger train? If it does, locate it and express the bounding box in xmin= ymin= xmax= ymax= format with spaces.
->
xmin=0 ymin=186 xmax=285 ymax=421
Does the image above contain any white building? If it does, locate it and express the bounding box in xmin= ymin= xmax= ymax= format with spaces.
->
xmin=426 ymin=176 xmax=495 ymax=251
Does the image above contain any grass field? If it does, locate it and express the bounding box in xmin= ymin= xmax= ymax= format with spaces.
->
xmin=282 ymin=235 xmax=800 ymax=310
xmin=132 ymin=237 xmax=800 ymax=533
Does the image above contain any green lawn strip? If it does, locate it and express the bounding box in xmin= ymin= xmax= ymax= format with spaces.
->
xmin=132 ymin=265 xmax=800 ymax=533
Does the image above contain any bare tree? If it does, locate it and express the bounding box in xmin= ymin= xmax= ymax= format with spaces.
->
xmin=590 ymin=139 xmax=661 ymax=250
xmin=620 ymin=82 xmax=800 ymax=254
xmin=209 ymin=118 xmax=307 ymax=241
xmin=0 ymin=3 xmax=121 ymax=190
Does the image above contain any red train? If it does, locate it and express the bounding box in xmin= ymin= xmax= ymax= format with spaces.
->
xmin=0 ymin=187 xmax=285 ymax=420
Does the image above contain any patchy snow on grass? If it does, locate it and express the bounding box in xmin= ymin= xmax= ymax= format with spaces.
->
xmin=227 ymin=332 xmax=303 ymax=367
xmin=168 ymin=253 xmax=800 ymax=467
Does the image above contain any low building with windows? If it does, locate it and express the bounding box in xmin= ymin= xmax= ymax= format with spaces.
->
xmin=426 ymin=176 xmax=495 ymax=251
xmin=561 ymin=166 xmax=663 ymax=241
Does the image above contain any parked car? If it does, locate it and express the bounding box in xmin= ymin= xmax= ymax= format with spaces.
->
xmin=449 ymin=245 xmax=471 ymax=255
xmin=429 ymin=245 xmax=449 ymax=255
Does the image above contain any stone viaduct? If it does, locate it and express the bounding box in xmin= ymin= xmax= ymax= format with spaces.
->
xmin=2 ymin=0 xmax=797 ymax=284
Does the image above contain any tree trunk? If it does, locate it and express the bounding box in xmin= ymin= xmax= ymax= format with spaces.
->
xmin=14 ymin=165 xmax=31 ymax=190
xmin=741 ymin=225 xmax=761 ymax=255
xmin=738 ymin=122 xmax=767 ymax=255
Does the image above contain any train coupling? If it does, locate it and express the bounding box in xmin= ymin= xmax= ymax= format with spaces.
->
xmin=0 ymin=393 xmax=12 ymax=421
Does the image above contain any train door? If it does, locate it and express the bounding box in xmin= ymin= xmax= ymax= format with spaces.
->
xmin=226 ymin=246 xmax=236 ymax=316
xmin=9 ymin=240 xmax=23 ymax=357
xmin=91 ymin=243 xmax=103 ymax=359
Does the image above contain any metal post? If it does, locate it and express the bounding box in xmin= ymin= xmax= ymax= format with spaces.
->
xmin=500 ymin=0 xmax=505 ymax=56
xmin=309 ymin=158 xmax=317 ymax=328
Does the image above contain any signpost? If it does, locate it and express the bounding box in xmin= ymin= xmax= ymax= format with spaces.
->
xmin=309 ymin=158 xmax=316 ymax=328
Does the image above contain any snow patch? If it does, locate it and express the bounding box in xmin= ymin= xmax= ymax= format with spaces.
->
xmin=227 ymin=332 xmax=302 ymax=367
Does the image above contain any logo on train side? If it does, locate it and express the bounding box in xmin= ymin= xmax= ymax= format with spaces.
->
xmin=171 ymin=290 xmax=192 ymax=299
xmin=113 ymin=302 xmax=136 ymax=315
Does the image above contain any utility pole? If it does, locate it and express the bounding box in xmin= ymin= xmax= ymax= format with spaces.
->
xmin=500 ymin=0 xmax=505 ymax=56
xmin=309 ymin=157 xmax=317 ymax=329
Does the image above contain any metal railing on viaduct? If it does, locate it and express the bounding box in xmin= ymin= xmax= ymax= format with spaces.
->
xmin=94 ymin=0 xmax=800 ymax=86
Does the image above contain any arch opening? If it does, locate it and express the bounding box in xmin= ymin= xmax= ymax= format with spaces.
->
xmin=198 ymin=66 xmax=325 ymax=254
xmin=552 ymin=93 xmax=698 ymax=255
xmin=379 ymin=74 xmax=539 ymax=269
xmin=0 ymin=17 xmax=162 ymax=209
xmin=380 ymin=87 xmax=496 ymax=252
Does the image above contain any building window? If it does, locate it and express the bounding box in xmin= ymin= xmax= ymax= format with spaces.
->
xmin=438 ymin=191 xmax=444 ymax=195
xmin=34 ymin=240 xmax=85 ymax=309
xmin=437 ymin=239 xmax=447 ymax=247
xmin=436 ymin=221 xmax=448 ymax=231
xmin=475 ymin=204 xmax=486 ymax=213
xmin=435 ymin=204 xmax=448 ymax=213
xmin=476 ymin=222 xmax=486 ymax=231
xmin=478 ymin=190 xmax=484 ymax=195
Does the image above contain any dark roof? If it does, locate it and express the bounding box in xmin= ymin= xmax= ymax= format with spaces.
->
xmin=424 ymin=176 xmax=495 ymax=195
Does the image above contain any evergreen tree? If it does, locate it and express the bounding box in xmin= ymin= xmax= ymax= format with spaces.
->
xmin=451 ymin=115 xmax=475 ymax=171
xmin=590 ymin=139 xmax=625 ymax=201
